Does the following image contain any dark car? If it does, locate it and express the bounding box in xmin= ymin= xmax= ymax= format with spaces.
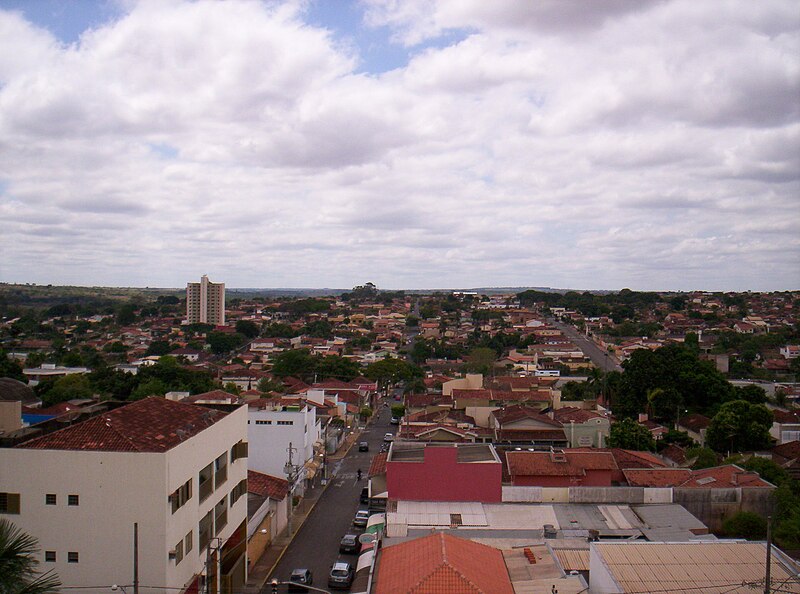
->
xmin=360 ymin=486 xmax=369 ymax=504
xmin=358 ymin=441 xmax=369 ymax=452
xmin=288 ymin=568 xmax=313 ymax=592
xmin=339 ymin=533 xmax=362 ymax=554
xmin=328 ymin=562 xmax=355 ymax=589
xmin=390 ymin=417 xmax=400 ymax=425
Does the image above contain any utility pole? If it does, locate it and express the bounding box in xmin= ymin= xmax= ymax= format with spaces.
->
xmin=322 ymin=421 xmax=329 ymax=484
xmin=764 ymin=516 xmax=772 ymax=594
xmin=133 ymin=523 xmax=139 ymax=594
xmin=284 ymin=442 xmax=299 ymax=536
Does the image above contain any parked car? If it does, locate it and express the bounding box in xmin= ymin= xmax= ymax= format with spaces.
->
xmin=390 ymin=416 xmax=400 ymax=425
xmin=358 ymin=441 xmax=369 ymax=452
xmin=353 ymin=509 xmax=370 ymax=528
xmin=328 ymin=562 xmax=355 ymax=590
xmin=360 ymin=486 xmax=369 ymax=504
xmin=383 ymin=432 xmax=394 ymax=442
xmin=339 ymin=534 xmax=362 ymax=554
xmin=288 ymin=568 xmax=313 ymax=592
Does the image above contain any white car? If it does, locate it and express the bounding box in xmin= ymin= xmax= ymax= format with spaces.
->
xmin=383 ymin=432 xmax=394 ymax=442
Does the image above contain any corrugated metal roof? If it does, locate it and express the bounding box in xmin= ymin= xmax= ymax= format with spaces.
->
xmin=593 ymin=542 xmax=800 ymax=593
xmin=553 ymin=548 xmax=590 ymax=571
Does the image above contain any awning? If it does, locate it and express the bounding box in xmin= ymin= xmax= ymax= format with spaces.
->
xmin=365 ymin=513 xmax=385 ymax=534
xmin=356 ymin=549 xmax=374 ymax=573
xmin=303 ymin=460 xmax=320 ymax=480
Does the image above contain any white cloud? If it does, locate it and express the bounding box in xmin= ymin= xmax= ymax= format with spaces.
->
xmin=0 ymin=0 xmax=798 ymax=291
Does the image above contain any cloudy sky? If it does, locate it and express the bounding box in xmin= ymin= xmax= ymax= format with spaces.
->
xmin=0 ymin=0 xmax=798 ymax=291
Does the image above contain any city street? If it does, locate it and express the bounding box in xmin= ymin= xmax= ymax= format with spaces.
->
xmin=264 ymin=401 xmax=395 ymax=592
xmin=548 ymin=317 xmax=623 ymax=373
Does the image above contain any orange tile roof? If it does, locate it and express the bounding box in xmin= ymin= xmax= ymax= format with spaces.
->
xmin=374 ymin=532 xmax=514 ymax=594
xmin=247 ymin=470 xmax=289 ymax=500
xmin=17 ymin=397 xmax=228 ymax=452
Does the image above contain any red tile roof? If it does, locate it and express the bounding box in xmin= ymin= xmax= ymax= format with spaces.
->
xmin=374 ymin=532 xmax=514 ymax=594
xmin=773 ymin=409 xmax=800 ymax=424
xmin=247 ymin=470 xmax=289 ymax=500
xmin=507 ymin=450 xmax=617 ymax=478
xmin=551 ymin=407 xmax=606 ymax=424
xmin=623 ymin=468 xmax=693 ymax=487
xmin=183 ymin=389 xmax=239 ymax=403
xmin=17 ymin=397 xmax=228 ymax=452
xmin=369 ymin=452 xmax=388 ymax=477
xmin=623 ymin=465 xmax=774 ymax=488
xmin=772 ymin=440 xmax=800 ymax=462
xmin=492 ymin=405 xmax=563 ymax=427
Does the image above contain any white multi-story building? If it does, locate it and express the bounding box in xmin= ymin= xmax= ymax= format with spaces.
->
xmin=247 ymin=402 xmax=320 ymax=494
xmin=0 ymin=397 xmax=248 ymax=594
xmin=186 ymin=275 xmax=225 ymax=326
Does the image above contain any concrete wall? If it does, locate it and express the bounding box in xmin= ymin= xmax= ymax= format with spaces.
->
xmin=248 ymin=406 xmax=317 ymax=480
xmin=442 ymin=374 xmax=483 ymax=396
xmin=673 ymin=487 xmax=775 ymax=533
xmin=502 ymin=486 xmax=673 ymax=505
xmin=387 ymin=447 xmax=502 ymax=502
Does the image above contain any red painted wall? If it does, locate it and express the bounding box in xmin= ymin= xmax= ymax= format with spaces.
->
xmin=387 ymin=446 xmax=502 ymax=502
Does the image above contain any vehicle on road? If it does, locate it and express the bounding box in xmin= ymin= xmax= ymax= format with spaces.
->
xmin=358 ymin=441 xmax=369 ymax=452
xmin=328 ymin=562 xmax=355 ymax=589
xmin=390 ymin=416 xmax=400 ymax=425
xmin=339 ymin=534 xmax=362 ymax=554
xmin=288 ymin=568 xmax=313 ymax=592
xmin=353 ymin=509 xmax=370 ymax=528
xmin=383 ymin=432 xmax=394 ymax=442
xmin=360 ymin=487 xmax=369 ymax=504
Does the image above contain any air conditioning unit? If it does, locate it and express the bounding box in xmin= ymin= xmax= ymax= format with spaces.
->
xmin=168 ymin=549 xmax=177 ymax=560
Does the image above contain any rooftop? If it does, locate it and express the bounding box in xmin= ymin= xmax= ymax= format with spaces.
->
xmin=16 ymin=397 xmax=229 ymax=453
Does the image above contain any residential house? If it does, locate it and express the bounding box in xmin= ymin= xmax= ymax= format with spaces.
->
xmin=550 ymin=407 xmax=610 ymax=448
xmin=505 ymin=448 xmax=618 ymax=487
xmin=771 ymin=409 xmax=800 ymax=444
xmin=490 ymin=404 xmax=567 ymax=447
xmin=677 ymin=413 xmax=711 ymax=447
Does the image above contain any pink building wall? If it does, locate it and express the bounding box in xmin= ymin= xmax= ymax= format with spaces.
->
xmin=387 ymin=446 xmax=502 ymax=502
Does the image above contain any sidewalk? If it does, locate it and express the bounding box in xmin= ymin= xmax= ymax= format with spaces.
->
xmin=243 ymin=429 xmax=362 ymax=594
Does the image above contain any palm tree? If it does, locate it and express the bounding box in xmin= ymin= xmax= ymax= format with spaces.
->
xmin=0 ymin=519 xmax=61 ymax=594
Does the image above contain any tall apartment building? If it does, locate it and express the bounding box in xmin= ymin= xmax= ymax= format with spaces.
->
xmin=187 ymin=275 xmax=225 ymax=325
xmin=0 ymin=397 xmax=249 ymax=594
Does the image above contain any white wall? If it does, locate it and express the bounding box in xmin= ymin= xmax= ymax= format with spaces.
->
xmin=0 ymin=404 xmax=248 ymax=594
xmin=247 ymin=406 xmax=317 ymax=479
xmin=589 ymin=543 xmax=623 ymax=593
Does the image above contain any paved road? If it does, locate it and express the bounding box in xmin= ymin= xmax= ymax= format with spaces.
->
xmin=266 ymin=403 xmax=395 ymax=592
xmin=548 ymin=318 xmax=623 ymax=373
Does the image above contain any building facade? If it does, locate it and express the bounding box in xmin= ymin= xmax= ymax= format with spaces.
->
xmin=186 ymin=275 xmax=225 ymax=326
xmin=0 ymin=397 xmax=249 ymax=594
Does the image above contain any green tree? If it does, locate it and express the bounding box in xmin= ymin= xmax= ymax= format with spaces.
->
xmin=365 ymin=358 xmax=421 ymax=388
xmin=145 ymin=340 xmax=172 ymax=357
xmin=257 ymin=377 xmax=286 ymax=393
xmin=741 ymin=457 xmax=790 ymax=486
xmin=116 ymin=303 xmax=137 ymax=326
xmin=302 ymin=320 xmax=333 ymax=339
xmin=223 ymin=382 xmax=242 ymax=395
xmin=734 ymin=384 xmax=767 ymax=404
xmin=685 ymin=446 xmax=718 ymax=469
xmin=271 ymin=349 xmax=316 ymax=378
xmin=0 ymin=352 xmax=26 ymax=381
xmin=391 ymin=404 xmax=406 ymax=419
xmin=0 ymin=519 xmax=61 ymax=594
xmin=464 ymin=347 xmax=496 ymax=375
xmin=130 ymin=378 xmax=168 ymax=400
xmin=722 ymin=511 xmax=767 ymax=540
xmin=235 ymin=320 xmax=260 ymax=339
xmin=608 ymin=418 xmax=656 ymax=451
xmin=315 ymin=355 xmax=361 ymax=382
xmin=360 ymin=406 xmax=373 ymax=421
xmin=39 ymin=374 xmax=94 ymax=407
xmin=207 ymin=331 xmax=245 ymax=355
xmin=705 ymin=400 xmax=773 ymax=453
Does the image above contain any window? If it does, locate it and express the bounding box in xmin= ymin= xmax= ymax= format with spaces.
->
xmin=199 ymin=510 xmax=213 ymax=550
xmin=185 ymin=531 xmax=193 ymax=554
xmin=67 ymin=552 xmax=79 ymax=563
xmin=230 ymin=479 xmax=247 ymax=508
xmin=0 ymin=493 xmax=20 ymax=514
xmin=214 ymin=498 xmax=227 ymax=535
xmin=170 ymin=479 xmax=192 ymax=514
xmin=68 ymin=495 xmax=79 ymax=506
xmin=214 ymin=453 xmax=227 ymax=488
xmin=45 ymin=494 xmax=57 ymax=505
xmin=173 ymin=539 xmax=184 ymax=564
xmin=255 ymin=420 xmax=271 ymax=425
xmin=231 ymin=440 xmax=248 ymax=462
xmin=277 ymin=420 xmax=293 ymax=426
xmin=199 ymin=462 xmax=214 ymax=502
xmin=45 ymin=551 xmax=56 ymax=562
